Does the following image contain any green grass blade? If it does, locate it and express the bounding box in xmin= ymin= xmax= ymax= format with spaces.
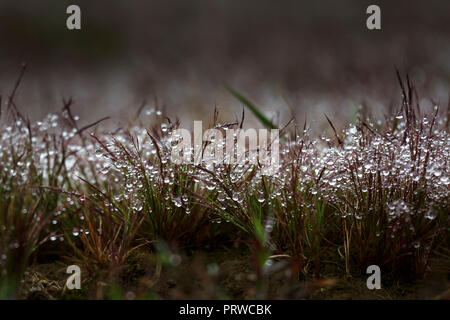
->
xmin=226 ymin=85 xmax=277 ymax=129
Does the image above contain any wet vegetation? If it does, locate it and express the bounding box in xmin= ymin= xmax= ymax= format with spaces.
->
xmin=0 ymin=70 xmax=449 ymax=299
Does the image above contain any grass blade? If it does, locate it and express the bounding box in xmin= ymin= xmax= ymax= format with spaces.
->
xmin=226 ymin=85 xmax=277 ymax=129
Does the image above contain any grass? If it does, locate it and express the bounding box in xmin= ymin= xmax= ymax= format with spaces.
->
xmin=0 ymin=70 xmax=448 ymax=299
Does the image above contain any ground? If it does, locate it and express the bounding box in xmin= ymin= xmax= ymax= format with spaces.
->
xmin=20 ymin=245 xmax=450 ymax=300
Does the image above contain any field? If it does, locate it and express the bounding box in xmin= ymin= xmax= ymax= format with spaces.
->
xmin=0 ymin=1 xmax=449 ymax=301
xmin=0 ymin=65 xmax=449 ymax=299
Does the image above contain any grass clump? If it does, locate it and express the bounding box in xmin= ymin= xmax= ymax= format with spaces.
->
xmin=0 ymin=71 xmax=448 ymax=298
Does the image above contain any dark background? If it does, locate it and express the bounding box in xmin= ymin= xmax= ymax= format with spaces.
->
xmin=0 ymin=0 xmax=449 ymax=127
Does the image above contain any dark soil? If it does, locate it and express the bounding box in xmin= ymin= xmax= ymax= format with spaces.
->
xmin=19 ymin=245 xmax=450 ymax=300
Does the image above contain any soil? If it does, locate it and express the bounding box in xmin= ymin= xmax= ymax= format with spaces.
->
xmin=19 ymin=246 xmax=450 ymax=300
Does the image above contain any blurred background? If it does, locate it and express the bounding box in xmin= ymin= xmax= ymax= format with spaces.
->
xmin=0 ymin=0 xmax=449 ymax=129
